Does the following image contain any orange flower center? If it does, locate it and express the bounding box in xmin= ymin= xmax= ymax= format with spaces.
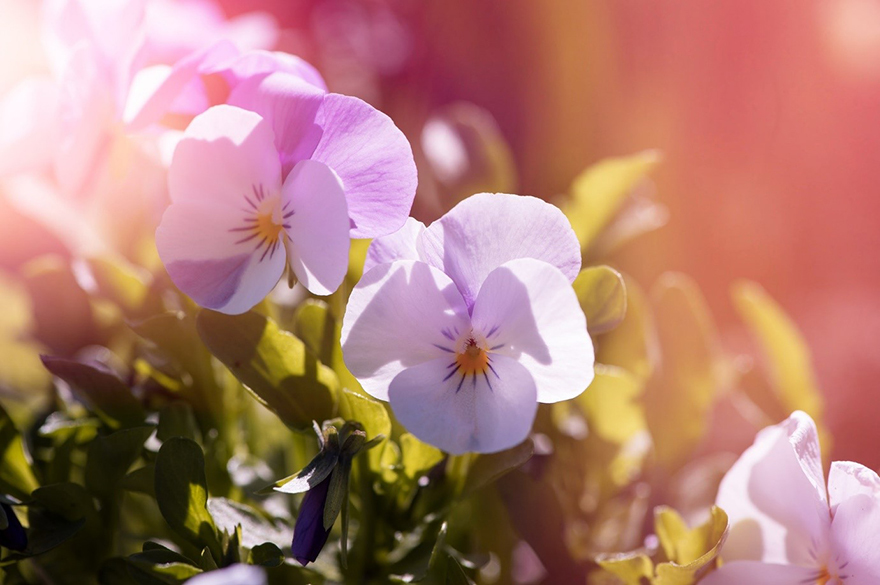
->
xmin=455 ymin=338 xmax=490 ymax=376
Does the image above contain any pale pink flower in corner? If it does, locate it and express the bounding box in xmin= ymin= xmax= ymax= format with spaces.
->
xmin=703 ymin=411 xmax=880 ymax=585
xmin=341 ymin=194 xmax=594 ymax=454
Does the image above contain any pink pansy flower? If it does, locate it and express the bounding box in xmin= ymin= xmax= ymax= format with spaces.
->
xmin=156 ymin=79 xmax=417 ymax=312
xmin=704 ymin=411 xmax=880 ymax=585
xmin=340 ymin=194 xmax=594 ymax=454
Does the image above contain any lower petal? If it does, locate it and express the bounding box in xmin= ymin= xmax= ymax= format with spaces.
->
xmin=830 ymin=493 xmax=880 ymax=584
xmin=700 ymin=561 xmax=823 ymax=585
xmin=388 ymin=354 xmax=538 ymax=455
xmin=282 ymin=160 xmax=350 ymax=296
xmin=156 ymin=199 xmax=286 ymax=314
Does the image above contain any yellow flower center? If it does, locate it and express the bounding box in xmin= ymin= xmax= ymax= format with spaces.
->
xmin=456 ymin=338 xmax=490 ymax=376
xmin=230 ymin=184 xmax=293 ymax=263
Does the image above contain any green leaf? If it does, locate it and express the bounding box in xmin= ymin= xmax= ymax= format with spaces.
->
xmin=653 ymin=506 xmax=729 ymax=585
xmin=86 ymin=257 xmax=150 ymax=314
xmin=120 ymin=464 xmax=155 ymax=496
xmin=133 ymin=312 xmax=222 ymax=420
xmin=339 ymin=389 xmax=390 ymax=470
xmin=41 ymin=356 xmax=145 ymax=429
xmin=196 ymin=310 xmax=338 ymax=431
xmin=157 ymin=402 xmax=200 ymax=443
xmin=0 ymin=402 xmax=39 ymax=500
xmin=399 ymin=434 xmax=444 ymax=481
xmin=154 ymin=438 xmax=221 ymax=560
xmin=126 ymin=549 xmax=202 ymax=585
xmin=732 ymin=280 xmax=824 ymax=425
xmin=294 ymin=299 xmax=362 ymax=392
xmin=85 ymin=426 xmax=154 ymax=497
xmin=595 ymin=274 xmax=654 ymax=380
xmin=596 ymin=551 xmax=654 ymax=585
xmin=572 ymin=265 xmax=627 ymax=335
xmin=643 ymin=273 xmax=720 ymax=470
xmin=462 ymin=439 xmax=533 ymax=496
xmin=575 ymin=364 xmax=646 ymax=444
xmin=206 ymin=498 xmax=289 ymax=549
xmin=249 ymin=542 xmax=284 ymax=567
xmin=563 ymin=150 xmax=660 ymax=251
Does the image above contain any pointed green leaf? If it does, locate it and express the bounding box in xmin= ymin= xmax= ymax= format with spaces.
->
xmin=196 ymin=310 xmax=338 ymax=430
xmin=399 ymin=434 xmax=444 ymax=481
xmin=0 ymin=402 xmax=39 ymax=500
xmin=154 ymin=438 xmax=221 ymax=560
xmin=564 ymin=150 xmax=661 ymax=251
xmin=572 ymin=265 xmax=627 ymax=335
xmin=41 ymin=356 xmax=145 ymax=429
xmin=732 ymin=281 xmax=824 ymax=424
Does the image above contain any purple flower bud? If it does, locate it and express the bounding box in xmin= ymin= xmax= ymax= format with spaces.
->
xmin=291 ymin=474 xmax=332 ymax=566
xmin=0 ymin=504 xmax=27 ymax=552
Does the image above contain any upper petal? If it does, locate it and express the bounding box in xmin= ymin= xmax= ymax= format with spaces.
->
xmin=470 ymin=258 xmax=594 ymax=403
xmin=228 ymin=71 xmax=326 ymax=178
xmin=716 ymin=411 xmax=830 ymax=566
xmin=340 ymin=260 xmax=470 ymax=401
xmin=311 ymin=93 xmax=417 ymax=239
xmin=156 ymin=199 xmax=286 ymax=314
xmin=388 ymin=354 xmax=538 ymax=454
xmin=169 ymin=104 xmax=281 ymax=207
xmin=420 ymin=193 xmax=582 ymax=309
xmin=828 ymin=461 xmax=880 ymax=512
xmin=363 ymin=217 xmax=427 ymax=274
xmin=282 ymin=160 xmax=350 ymax=296
xmin=700 ymin=561 xmax=823 ymax=585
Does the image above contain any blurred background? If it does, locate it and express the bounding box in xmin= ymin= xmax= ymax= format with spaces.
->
xmin=2 ymin=0 xmax=878 ymax=467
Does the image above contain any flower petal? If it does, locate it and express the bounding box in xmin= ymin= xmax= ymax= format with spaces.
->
xmin=420 ymin=193 xmax=582 ymax=308
xmin=699 ymin=561 xmax=822 ymax=585
xmin=829 ymin=492 xmax=880 ymax=584
xmin=471 ymin=258 xmax=594 ymax=403
xmin=169 ymin=104 xmax=281 ymax=207
xmin=124 ymin=40 xmax=239 ymax=130
xmin=209 ymin=50 xmax=326 ymax=93
xmin=341 ymin=260 xmax=470 ymax=401
xmin=311 ymin=93 xmax=417 ymax=239
xmin=228 ymin=71 xmax=326 ymax=177
xmin=0 ymin=77 xmax=60 ymax=177
xmin=388 ymin=354 xmax=538 ymax=454
xmin=282 ymin=160 xmax=350 ymax=296
xmin=716 ymin=411 xmax=830 ymax=566
xmin=156 ymin=199 xmax=286 ymax=314
xmin=363 ymin=217 xmax=426 ymax=273
xmin=828 ymin=461 xmax=880 ymax=512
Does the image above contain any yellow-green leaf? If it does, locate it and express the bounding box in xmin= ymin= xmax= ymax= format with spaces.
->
xmin=595 ymin=274 xmax=654 ymax=380
xmin=596 ymin=551 xmax=654 ymax=585
xmin=295 ymin=299 xmax=362 ymax=393
xmin=0 ymin=403 xmax=39 ymax=500
xmin=196 ymin=310 xmax=339 ymax=431
xmin=732 ymin=280 xmax=824 ymax=424
xmin=653 ymin=506 xmax=728 ymax=585
xmin=573 ymin=266 xmax=627 ymax=335
xmin=399 ymin=433 xmax=444 ymax=481
xmin=576 ymin=364 xmax=645 ymax=444
xmin=643 ymin=273 xmax=719 ymax=470
xmin=564 ymin=150 xmax=661 ymax=251
xmin=339 ymin=389 xmax=390 ymax=470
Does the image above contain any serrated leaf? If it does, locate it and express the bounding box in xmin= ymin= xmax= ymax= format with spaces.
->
xmin=154 ymin=438 xmax=221 ymax=560
xmin=196 ymin=310 xmax=338 ymax=431
xmin=41 ymin=356 xmax=145 ymax=429
xmin=564 ymin=150 xmax=661 ymax=251
xmin=573 ymin=265 xmax=627 ymax=335
xmin=85 ymin=426 xmax=154 ymax=497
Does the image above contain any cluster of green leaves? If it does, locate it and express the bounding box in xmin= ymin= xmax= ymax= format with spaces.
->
xmin=0 ymin=150 xmax=826 ymax=585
